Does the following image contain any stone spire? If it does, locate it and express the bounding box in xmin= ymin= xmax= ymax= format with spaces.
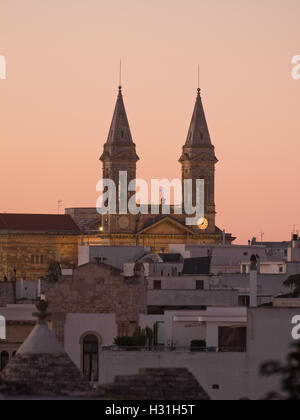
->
xmin=179 ymin=88 xmax=218 ymax=233
xmin=100 ymin=86 xmax=139 ymax=162
xmin=99 ymin=87 xmax=139 ymax=234
xmin=184 ymin=88 xmax=212 ymax=147
xmin=107 ymin=86 xmax=134 ymax=145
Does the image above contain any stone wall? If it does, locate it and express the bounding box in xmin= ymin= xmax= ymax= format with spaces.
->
xmin=45 ymin=261 xmax=147 ymax=343
xmin=0 ymin=233 xmax=79 ymax=281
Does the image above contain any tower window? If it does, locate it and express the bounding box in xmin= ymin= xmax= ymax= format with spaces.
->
xmin=31 ymin=255 xmax=45 ymax=265
xmin=121 ymin=130 xmax=124 ymax=138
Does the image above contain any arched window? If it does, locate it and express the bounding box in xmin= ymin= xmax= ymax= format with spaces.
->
xmin=83 ymin=335 xmax=99 ymax=382
xmin=0 ymin=351 xmax=9 ymax=371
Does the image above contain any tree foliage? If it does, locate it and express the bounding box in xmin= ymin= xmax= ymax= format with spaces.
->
xmin=283 ymin=274 xmax=300 ymax=297
xmin=261 ymin=343 xmax=300 ymax=400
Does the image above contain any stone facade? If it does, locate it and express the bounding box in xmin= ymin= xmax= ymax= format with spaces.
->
xmin=0 ymin=214 xmax=81 ymax=283
xmin=0 ymin=233 xmax=80 ymax=282
xmin=45 ymin=261 xmax=147 ymax=344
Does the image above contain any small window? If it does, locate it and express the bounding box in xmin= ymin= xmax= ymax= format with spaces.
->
xmin=239 ymin=296 xmax=250 ymax=307
xmin=196 ymin=280 xmax=204 ymax=290
xmin=40 ymin=256 xmax=44 ymax=264
xmin=154 ymin=280 xmax=162 ymax=290
xmin=35 ymin=255 xmax=39 ymax=264
xmin=0 ymin=351 xmax=9 ymax=371
xmin=279 ymin=266 xmax=284 ymax=273
xmin=31 ymin=255 xmax=35 ymax=264
xmin=218 ymin=327 xmax=247 ymax=352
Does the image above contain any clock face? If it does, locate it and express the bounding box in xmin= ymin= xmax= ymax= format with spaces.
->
xmin=198 ymin=217 xmax=209 ymax=230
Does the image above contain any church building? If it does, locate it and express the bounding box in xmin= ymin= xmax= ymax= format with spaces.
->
xmin=67 ymin=86 xmax=235 ymax=251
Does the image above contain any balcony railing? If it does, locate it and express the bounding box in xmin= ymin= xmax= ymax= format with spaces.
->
xmin=102 ymin=345 xmax=247 ymax=353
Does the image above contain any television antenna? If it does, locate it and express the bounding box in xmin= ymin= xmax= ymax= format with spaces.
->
xmin=57 ymin=200 xmax=63 ymax=215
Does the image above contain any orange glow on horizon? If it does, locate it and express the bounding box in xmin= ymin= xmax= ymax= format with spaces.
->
xmin=0 ymin=0 xmax=299 ymax=244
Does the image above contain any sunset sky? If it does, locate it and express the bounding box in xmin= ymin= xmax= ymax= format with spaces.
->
xmin=0 ymin=0 xmax=299 ymax=244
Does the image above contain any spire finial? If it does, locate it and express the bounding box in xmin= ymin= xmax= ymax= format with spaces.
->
xmin=118 ymin=59 xmax=122 ymax=92
xmin=33 ymin=298 xmax=51 ymax=325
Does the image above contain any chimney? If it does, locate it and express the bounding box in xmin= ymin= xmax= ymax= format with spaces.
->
xmin=222 ymin=230 xmax=226 ymax=245
xmin=249 ymin=255 xmax=258 ymax=308
xmin=20 ymin=278 xmax=24 ymax=300
xmin=292 ymin=234 xmax=298 ymax=249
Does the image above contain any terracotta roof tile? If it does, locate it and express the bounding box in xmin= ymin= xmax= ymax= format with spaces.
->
xmin=0 ymin=214 xmax=80 ymax=232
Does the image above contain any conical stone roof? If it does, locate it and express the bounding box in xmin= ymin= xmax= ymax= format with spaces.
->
xmin=185 ymin=88 xmax=212 ymax=147
xmin=0 ymin=301 xmax=91 ymax=397
xmin=100 ymin=86 xmax=139 ymax=162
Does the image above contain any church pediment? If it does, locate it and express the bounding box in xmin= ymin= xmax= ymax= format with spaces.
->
xmin=138 ymin=217 xmax=194 ymax=235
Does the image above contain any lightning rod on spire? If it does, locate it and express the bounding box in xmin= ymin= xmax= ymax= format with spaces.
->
xmin=119 ymin=59 xmax=122 ymax=88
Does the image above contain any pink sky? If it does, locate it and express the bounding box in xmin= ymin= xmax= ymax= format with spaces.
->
xmin=0 ymin=0 xmax=299 ymax=244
